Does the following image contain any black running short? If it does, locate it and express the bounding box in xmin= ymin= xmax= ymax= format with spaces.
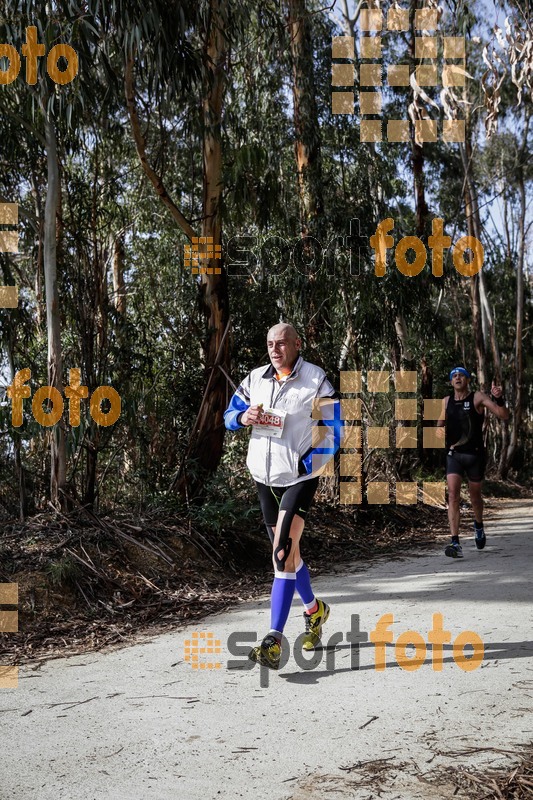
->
xmin=255 ymin=477 xmax=320 ymax=544
xmin=446 ymin=450 xmax=485 ymax=482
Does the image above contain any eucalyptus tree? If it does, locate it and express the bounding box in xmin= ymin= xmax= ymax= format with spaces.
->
xmin=74 ymin=0 xmax=268 ymax=501
xmin=479 ymin=0 xmax=533 ymax=472
xmin=0 ymin=3 xmax=89 ymax=508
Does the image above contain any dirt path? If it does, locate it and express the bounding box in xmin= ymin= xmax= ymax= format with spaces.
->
xmin=2 ymin=500 xmax=532 ymax=800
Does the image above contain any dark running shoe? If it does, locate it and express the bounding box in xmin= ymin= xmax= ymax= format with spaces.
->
xmin=474 ymin=525 xmax=486 ymax=550
xmin=248 ymin=634 xmax=281 ymax=670
xmin=445 ymin=541 xmax=463 ymax=558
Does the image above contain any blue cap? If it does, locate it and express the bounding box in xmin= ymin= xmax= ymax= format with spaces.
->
xmin=449 ymin=366 xmax=471 ymax=380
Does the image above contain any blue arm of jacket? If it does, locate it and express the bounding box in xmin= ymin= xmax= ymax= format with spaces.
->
xmin=224 ymin=385 xmax=250 ymax=430
xmin=298 ymin=393 xmax=342 ymax=476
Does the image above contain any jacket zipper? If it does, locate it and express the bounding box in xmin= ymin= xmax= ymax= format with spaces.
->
xmin=266 ymin=369 xmax=300 ymax=484
xmin=266 ymin=379 xmax=276 ymax=484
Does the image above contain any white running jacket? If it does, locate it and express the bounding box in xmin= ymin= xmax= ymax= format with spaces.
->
xmin=224 ymin=356 xmax=339 ymax=487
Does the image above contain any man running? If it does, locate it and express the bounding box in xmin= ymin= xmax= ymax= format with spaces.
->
xmin=224 ymin=323 xmax=339 ymax=669
xmin=437 ymin=366 xmax=509 ymax=558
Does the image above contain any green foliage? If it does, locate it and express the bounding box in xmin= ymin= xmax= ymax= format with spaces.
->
xmin=45 ymin=555 xmax=81 ymax=588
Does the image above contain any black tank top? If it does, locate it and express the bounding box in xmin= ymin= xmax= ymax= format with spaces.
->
xmin=446 ymin=391 xmax=485 ymax=453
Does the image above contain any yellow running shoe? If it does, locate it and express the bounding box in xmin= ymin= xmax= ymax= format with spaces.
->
xmin=248 ymin=634 xmax=281 ymax=669
xmin=302 ymin=599 xmax=330 ymax=651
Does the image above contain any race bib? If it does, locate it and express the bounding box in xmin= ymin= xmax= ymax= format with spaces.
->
xmin=252 ymin=407 xmax=287 ymax=438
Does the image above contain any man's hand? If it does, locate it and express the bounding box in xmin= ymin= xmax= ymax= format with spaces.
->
xmin=241 ymin=404 xmax=264 ymax=426
xmin=435 ymin=425 xmax=445 ymax=440
xmin=486 ymin=381 xmax=509 ymax=419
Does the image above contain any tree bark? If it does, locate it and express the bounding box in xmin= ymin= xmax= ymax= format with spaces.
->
xmin=287 ymin=0 xmax=327 ymax=354
xmin=5 ymin=344 xmax=28 ymax=519
xmin=174 ymin=0 xmax=231 ymax=501
xmin=506 ymin=151 xmax=527 ymax=470
xmin=409 ymin=0 xmax=430 ymax=238
xmin=287 ymin=0 xmax=324 ymax=233
xmin=393 ymin=313 xmax=413 ymax=367
xmin=113 ymin=234 xmax=126 ymax=316
xmin=459 ymin=138 xmax=487 ymax=390
xmin=124 ymin=6 xmax=231 ymax=502
xmin=43 ymin=112 xmax=68 ymax=508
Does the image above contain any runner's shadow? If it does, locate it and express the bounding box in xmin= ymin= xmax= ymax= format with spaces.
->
xmin=279 ymin=639 xmax=533 ymax=684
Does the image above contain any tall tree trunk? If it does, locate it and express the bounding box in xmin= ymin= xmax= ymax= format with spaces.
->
xmin=388 ymin=0 xmax=427 ymax=375
xmin=459 ymin=27 xmax=502 ymax=389
xmin=506 ymin=154 xmax=527 ymax=471
xmin=5 ymin=344 xmax=28 ymax=519
xmin=43 ymin=112 xmax=67 ymax=508
xmin=287 ymin=0 xmax=327 ymax=356
xmin=29 ymin=165 xmax=44 ymax=331
xmin=409 ymin=0 xmax=429 ymax=239
xmin=125 ymin=2 xmax=231 ymax=503
xmin=461 ymin=142 xmax=501 ymax=386
xmin=393 ymin=313 xmax=413 ymax=368
xmin=174 ymin=0 xmax=231 ymax=501
xmin=82 ymin=156 xmax=109 ymax=509
xmin=419 ymin=356 xmax=435 ymax=468
xmin=460 ymin=137 xmax=487 ymax=390
xmin=287 ymin=0 xmax=324 ymax=233
xmin=113 ymin=234 xmax=126 ymax=316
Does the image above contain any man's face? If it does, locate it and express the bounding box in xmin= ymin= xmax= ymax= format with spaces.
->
xmin=267 ymin=329 xmax=301 ymax=372
xmin=451 ymin=371 xmax=469 ymax=392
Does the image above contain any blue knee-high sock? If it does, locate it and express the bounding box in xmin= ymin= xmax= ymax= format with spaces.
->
xmin=270 ymin=572 xmax=296 ymax=636
xmin=295 ymin=560 xmax=316 ymax=611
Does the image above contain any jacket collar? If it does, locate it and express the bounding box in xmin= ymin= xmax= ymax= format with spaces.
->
xmin=261 ymin=354 xmax=303 ymax=380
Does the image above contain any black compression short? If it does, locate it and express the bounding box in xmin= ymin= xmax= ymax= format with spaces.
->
xmin=255 ymin=477 xmax=320 ymax=544
xmin=446 ymin=450 xmax=485 ymax=482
